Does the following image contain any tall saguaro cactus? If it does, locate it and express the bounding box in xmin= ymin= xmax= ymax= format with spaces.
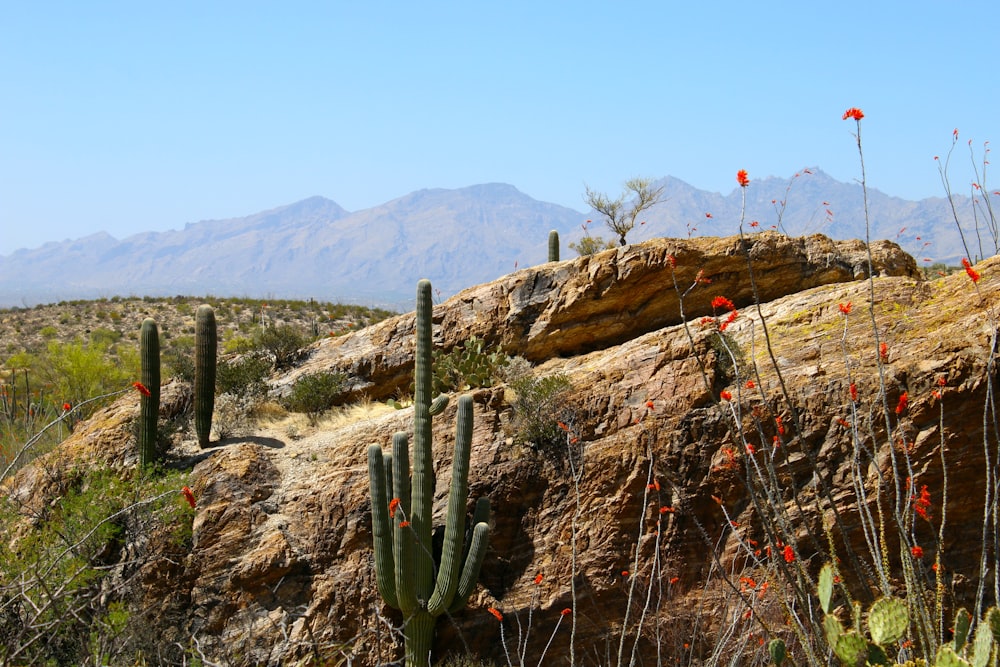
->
xmin=194 ymin=304 xmax=217 ymax=448
xmin=367 ymin=279 xmax=491 ymax=667
xmin=138 ymin=318 xmax=160 ymax=467
xmin=548 ymin=229 xmax=560 ymax=262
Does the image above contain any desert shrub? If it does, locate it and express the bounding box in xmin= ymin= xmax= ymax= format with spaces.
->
xmin=283 ymin=370 xmax=346 ymax=422
xmin=216 ymin=352 xmax=272 ymax=398
xmin=708 ymin=330 xmax=746 ymax=384
xmin=0 ymin=468 xmax=193 ymax=665
xmin=569 ymin=234 xmax=616 ymax=256
xmin=212 ymin=391 xmax=257 ymax=439
xmin=503 ymin=358 xmax=574 ymax=449
xmin=253 ymin=324 xmax=311 ymax=369
xmin=432 ymin=335 xmax=509 ymax=394
xmin=162 ymin=334 xmax=195 ymax=383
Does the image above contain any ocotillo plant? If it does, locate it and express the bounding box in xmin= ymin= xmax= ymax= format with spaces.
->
xmin=194 ymin=304 xmax=217 ymax=448
xmin=548 ymin=229 xmax=560 ymax=262
xmin=138 ymin=318 xmax=160 ymax=467
xmin=368 ymin=278 xmax=491 ymax=667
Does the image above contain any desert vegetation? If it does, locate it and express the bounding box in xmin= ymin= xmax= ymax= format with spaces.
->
xmin=1 ymin=108 xmax=1000 ymax=666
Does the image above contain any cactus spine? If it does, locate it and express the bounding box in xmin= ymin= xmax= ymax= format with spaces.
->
xmin=138 ymin=318 xmax=160 ymax=467
xmin=548 ymin=229 xmax=560 ymax=262
xmin=367 ymin=279 xmax=490 ymax=667
xmin=194 ymin=304 xmax=217 ymax=448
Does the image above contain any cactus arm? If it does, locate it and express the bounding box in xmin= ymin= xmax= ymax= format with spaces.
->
xmin=368 ymin=444 xmax=398 ymax=610
xmin=383 ymin=452 xmax=394 ymax=505
xmin=412 ymin=279 xmax=436 ymax=602
xmin=194 ymin=304 xmax=217 ymax=448
xmin=138 ymin=318 xmax=160 ymax=468
xmin=448 ymin=521 xmax=490 ymax=614
xmin=427 ymin=395 xmax=473 ymax=615
xmin=429 ymin=394 xmax=449 ymax=416
xmin=392 ymin=431 xmax=418 ymax=613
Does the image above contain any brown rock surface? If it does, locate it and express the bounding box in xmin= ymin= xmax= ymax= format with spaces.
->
xmin=6 ymin=233 xmax=996 ymax=666
xmin=272 ymin=232 xmax=918 ymax=402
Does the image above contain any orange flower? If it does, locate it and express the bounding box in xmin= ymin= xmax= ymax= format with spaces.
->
xmin=660 ymin=506 xmax=674 ymax=514
xmin=913 ymin=485 xmax=932 ymax=520
xmin=133 ymin=381 xmax=151 ymax=397
xmin=849 ymin=383 xmax=858 ymax=402
xmin=181 ymin=486 xmax=196 ymax=508
xmin=399 ymin=520 xmax=410 ymax=528
xmin=388 ymin=497 xmax=401 ymax=519
xmin=705 ymin=212 xmax=713 ymax=219
xmin=962 ymin=257 xmax=981 ymax=283
xmin=745 ymin=380 xmax=755 ymax=389
xmin=711 ymin=295 xmax=735 ymax=311
xmin=533 ymin=573 xmax=543 ymax=585
xmin=736 ymin=169 xmax=750 ymax=187
xmin=782 ymin=545 xmax=795 ymax=563
xmin=879 ymin=342 xmax=888 ymax=362
xmin=645 ymin=400 xmax=655 ymax=409
xmin=720 ymin=390 xmax=732 ymax=401
xmin=488 ymin=607 xmax=503 ymax=621
xmin=838 ymin=302 xmax=852 ymax=315
xmin=557 ymin=421 xmax=570 ymax=432
xmin=622 ymin=570 xmax=629 ymax=577
xmin=62 ymin=402 xmax=72 ymax=411
xmin=895 ymin=391 xmax=908 ymax=415
xmin=911 ymin=545 xmax=924 ymax=559
xmin=669 ymin=576 xmax=680 ymax=585
xmin=561 ymin=608 xmax=572 ymax=616
xmin=842 ymin=107 xmax=865 ymax=121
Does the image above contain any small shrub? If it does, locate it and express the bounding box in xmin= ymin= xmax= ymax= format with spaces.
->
xmin=216 ymin=352 xmax=271 ymax=398
xmin=253 ymin=324 xmax=311 ymax=369
xmin=503 ymin=359 xmax=574 ymax=449
xmin=212 ymin=392 xmax=256 ymax=440
xmin=283 ymin=371 xmax=346 ymax=422
xmin=709 ymin=330 xmax=747 ymax=385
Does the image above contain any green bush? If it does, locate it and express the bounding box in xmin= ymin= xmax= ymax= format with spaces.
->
xmin=216 ymin=352 xmax=272 ymax=398
xmin=283 ymin=370 xmax=346 ymax=422
xmin=253 ymin=324 xmax=311 ymax=369
xmin=0 ymin=468 xmax=193 ymax=665
xmin=503 ymin=358 xmax=574 ymax=449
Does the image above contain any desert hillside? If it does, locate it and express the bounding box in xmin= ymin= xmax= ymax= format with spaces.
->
xmin=3 ymin=231 xmax=999 ymax=666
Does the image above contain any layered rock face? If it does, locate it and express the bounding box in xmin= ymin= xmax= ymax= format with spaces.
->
xmin=8 ymin=232 xmax=1000 ymax=666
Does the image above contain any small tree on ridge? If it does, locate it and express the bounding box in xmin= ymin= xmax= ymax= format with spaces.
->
xmin=584 ymin=177 xmax=665 ymax=246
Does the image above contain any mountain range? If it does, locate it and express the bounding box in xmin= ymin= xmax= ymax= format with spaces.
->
xmin=0 ymin=169 xmax=988 ymax=309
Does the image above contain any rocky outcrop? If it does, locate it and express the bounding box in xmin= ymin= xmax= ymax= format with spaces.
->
xmin=271 ymin=232 xmax=919 ymax=402
xmin=7 ymin=233 xmax=996 ymax=667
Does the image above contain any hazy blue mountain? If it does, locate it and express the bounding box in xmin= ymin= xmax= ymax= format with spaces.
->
xmin=0 ymin=172 xmax=987 ymax=308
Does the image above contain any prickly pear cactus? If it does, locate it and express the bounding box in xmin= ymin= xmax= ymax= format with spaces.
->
xmin=868 ymin=597 xmax=908 ymax=646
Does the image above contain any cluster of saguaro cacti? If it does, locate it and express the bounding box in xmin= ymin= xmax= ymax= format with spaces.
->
xmin=138 ymin=318 xmax=160 ymax=467
xmin=548 ymin=229 xmax=560 ymax=262
xmin=767 ymin=563 xmax=1000 ymax=666
xmin=367 ymin=279 xmax=491 ymax=667
xmin=194 ymin=304 xmax=217 ymax=448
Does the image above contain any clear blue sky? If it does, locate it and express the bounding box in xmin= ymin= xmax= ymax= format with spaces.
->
xmin=2 ymin=1 xmax=997 ymax=255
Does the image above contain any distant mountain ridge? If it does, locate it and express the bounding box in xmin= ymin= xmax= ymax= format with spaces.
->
xmin=0 ymin=171 xmax=985 ymax=308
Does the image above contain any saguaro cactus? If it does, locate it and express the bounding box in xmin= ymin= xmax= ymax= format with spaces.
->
xmin=367 ymin=279 xmax=490 ymax=667
xmin=194 ymin=304 xmax=217 ymax=448
xmin=548 ymin=229 xmax=560 ymax=262
xmin=138 ymin=318 xmax=160 ymax=467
